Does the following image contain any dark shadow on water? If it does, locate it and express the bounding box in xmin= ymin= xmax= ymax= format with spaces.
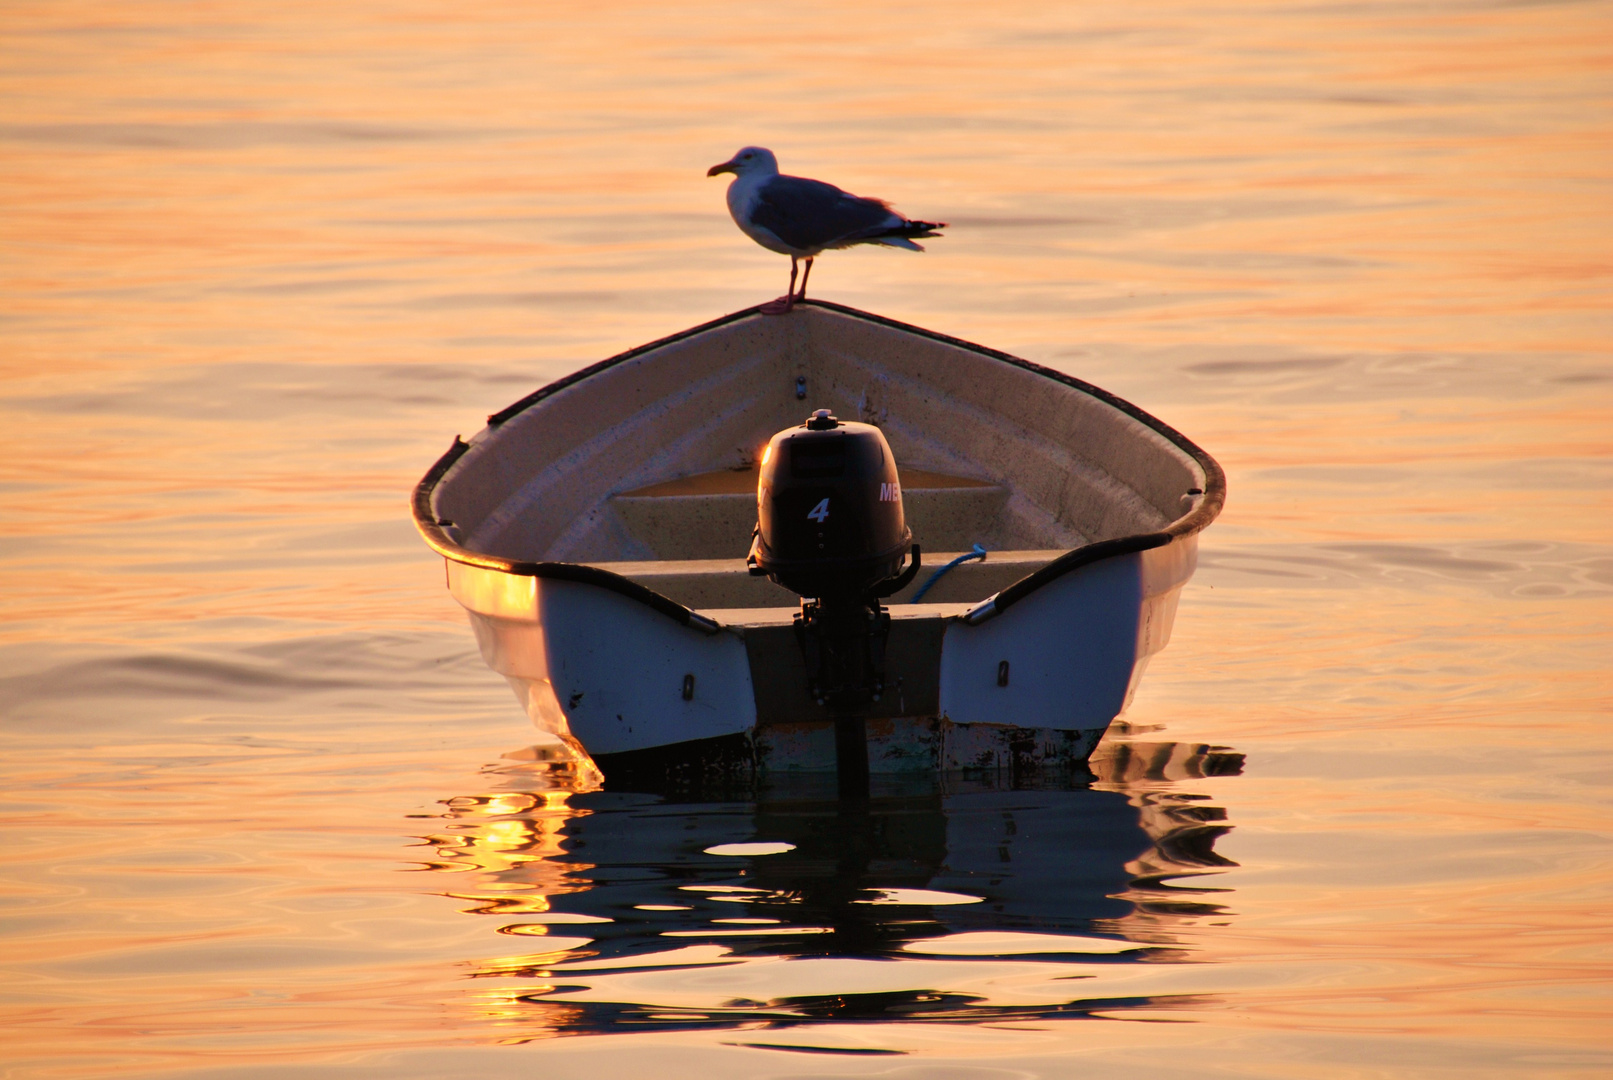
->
xmin=410 ymin=734 xmax=1243 ymax=1041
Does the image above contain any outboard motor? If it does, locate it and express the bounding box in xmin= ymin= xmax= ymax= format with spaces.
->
xmin=748 ymin=409 xmax=922 ymax=742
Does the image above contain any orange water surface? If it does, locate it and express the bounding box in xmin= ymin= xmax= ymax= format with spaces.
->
xmin=2 ymin=1 xmax=1611 ymax=1077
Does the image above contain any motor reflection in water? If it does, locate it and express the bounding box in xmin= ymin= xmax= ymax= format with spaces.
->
xmin=412 ymin=732 xmax=1243 ymax=1043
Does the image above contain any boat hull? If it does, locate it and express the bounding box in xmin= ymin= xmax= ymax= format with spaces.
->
xmin=416 ymin=301 xmax=1224 ymax=778
xmin=453 ymin=533 xmax=1196 ymax=774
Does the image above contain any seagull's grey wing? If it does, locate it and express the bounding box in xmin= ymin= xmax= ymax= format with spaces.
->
xmin=750 ymin=175 xmax=896 ymax=252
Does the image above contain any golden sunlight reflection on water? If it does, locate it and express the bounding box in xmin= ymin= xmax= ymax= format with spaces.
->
xmin=2 ymin=0 xmax=1610 ymax=1077
xmin=417 ymin=743 xmax=1241 ymax=1047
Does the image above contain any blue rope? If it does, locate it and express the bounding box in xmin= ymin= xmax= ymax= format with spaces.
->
xmin=910 ymin=544 xmax=987 ymax=602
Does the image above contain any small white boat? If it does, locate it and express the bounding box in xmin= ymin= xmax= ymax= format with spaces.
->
xmin=413 ymin=301 xmax=1223 ymax=780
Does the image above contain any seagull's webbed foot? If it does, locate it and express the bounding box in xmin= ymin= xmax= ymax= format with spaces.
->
xmin=759 ymin=294 xmax=797 ymax=316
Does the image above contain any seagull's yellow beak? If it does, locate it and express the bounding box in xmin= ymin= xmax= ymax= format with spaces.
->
xmin=707 ymin=159 xmax=737 ymax=177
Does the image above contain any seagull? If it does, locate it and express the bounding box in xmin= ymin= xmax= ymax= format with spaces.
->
xmin=707 ymin=147 xmax=945 ymax=315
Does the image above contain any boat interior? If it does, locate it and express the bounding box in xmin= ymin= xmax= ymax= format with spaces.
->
xmin=431 ymin=304 xmax=1210 ymax=610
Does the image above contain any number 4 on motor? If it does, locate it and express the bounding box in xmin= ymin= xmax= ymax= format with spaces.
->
xmin=807 ymin=498 xmax=830 ymax=523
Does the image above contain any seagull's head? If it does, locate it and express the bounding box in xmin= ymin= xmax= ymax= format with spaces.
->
xmin=707 ymin=146 xmax=778 ymax=179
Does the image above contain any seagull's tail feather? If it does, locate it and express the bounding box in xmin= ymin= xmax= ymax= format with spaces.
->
xmin=888 ymin=219 xmax=946 ymax=239
xmin=847 ymin=218 xmax=947 ymax=251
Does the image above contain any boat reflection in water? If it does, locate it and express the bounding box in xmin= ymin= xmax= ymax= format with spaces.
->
xmin=414 ymin=733 xmax=1243 ymax=1042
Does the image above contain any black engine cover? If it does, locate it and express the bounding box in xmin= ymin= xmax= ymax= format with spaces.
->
xmin=752 ymin=410 xmax=911 ymax=600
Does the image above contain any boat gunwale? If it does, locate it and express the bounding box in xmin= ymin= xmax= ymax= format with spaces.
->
xmin=411 ymin=299 xmax=1226 ymax=630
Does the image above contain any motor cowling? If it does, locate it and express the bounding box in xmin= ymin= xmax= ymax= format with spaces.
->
xmin=750 ymin=410 xmax=912 ymax=601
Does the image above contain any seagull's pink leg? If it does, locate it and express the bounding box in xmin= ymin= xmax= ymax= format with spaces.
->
xmin=760 ymin=256 xmax=799 ymax=315
xmin=795 ymin=257 xmax=814 ymax=302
